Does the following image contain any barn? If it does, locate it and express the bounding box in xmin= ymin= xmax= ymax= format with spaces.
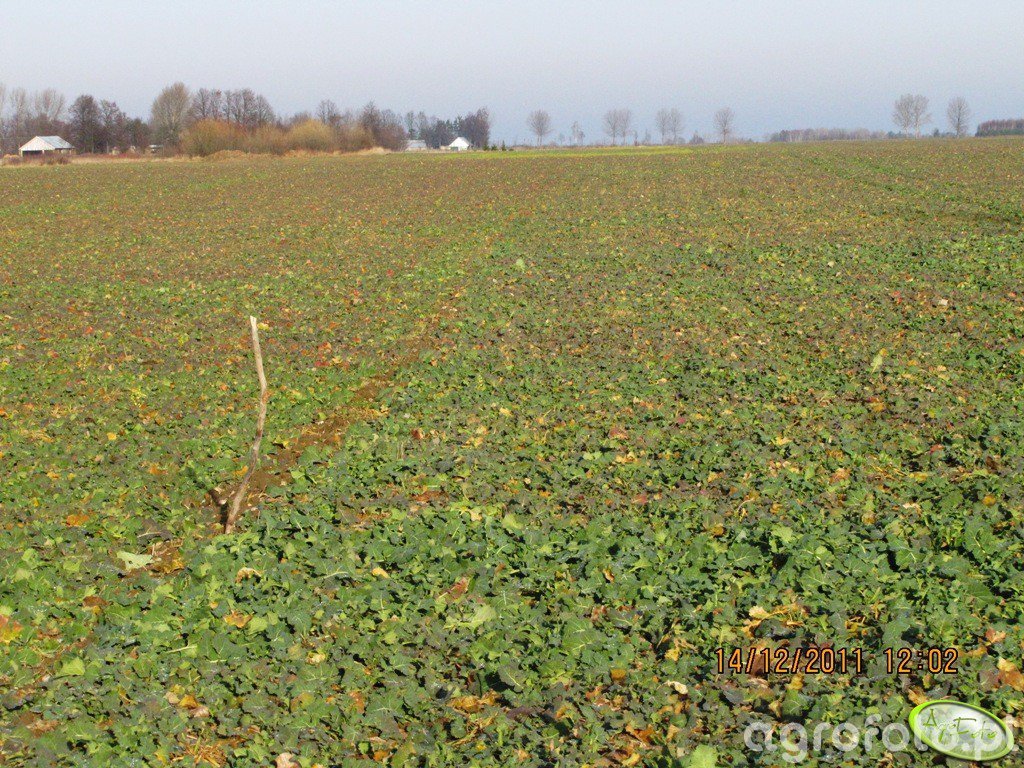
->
xmin=448 ymin=136 xmax=471 ymax=151
xmin=19 ymin=136 xmax=74 ymax=158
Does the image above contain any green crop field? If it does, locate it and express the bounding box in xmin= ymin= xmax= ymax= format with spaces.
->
xmin=2 ymin=141 xmax=1023 ymax=766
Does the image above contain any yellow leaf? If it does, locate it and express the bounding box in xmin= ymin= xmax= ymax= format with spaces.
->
xmin=223 ymin=611 xmax=251 ymax=628
xmin=907 ymin=687 xmax=928 ymax=705
xmin=0 ymin=616 xmax=23 ymax=645
xmin=449 ymin=691 xmax=499 ymax=713
xmin=997 ymin=658 xmax=1024 ymax=691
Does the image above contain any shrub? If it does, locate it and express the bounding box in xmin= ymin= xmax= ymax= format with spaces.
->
xmin=287 ymin=119 xmax=336 ymax=152
xmin=336 ymin=124 xmax=375 ymax=153
xmin=181 ymin=120 xmax=245 ymax=157
xmin=245 ymin=125 xmax=288 ymax=155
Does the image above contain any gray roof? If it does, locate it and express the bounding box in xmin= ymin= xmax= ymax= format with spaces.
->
xmin=41 ymin=136 xmax=73 ymax=149
xmin=20 ymin=135 xmax=74 ymax=152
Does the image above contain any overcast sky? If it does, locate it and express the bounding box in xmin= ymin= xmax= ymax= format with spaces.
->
xmin=2 ymin=1 xmax=1022 ymax=142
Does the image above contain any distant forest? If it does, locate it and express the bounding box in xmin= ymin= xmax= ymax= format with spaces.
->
xmin=976 ymin=119 xmax=1024 ymax=137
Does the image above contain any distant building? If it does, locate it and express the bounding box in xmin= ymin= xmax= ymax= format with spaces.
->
xmin=448 ymin=136 xmax=471 ymax=151
xmin=19 ymin=136 xmax=74 ymax=157
xmin=405 ymin=139 xmax=428 ymax=151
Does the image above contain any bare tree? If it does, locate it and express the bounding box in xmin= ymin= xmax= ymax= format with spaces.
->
xmin=655 ymin=108 xmax=683 ymax=144
xmin=619 ymin=110 xmax=633 ymax=145
xmin=0 ymin=82 xmax=7 ymax=153
xmin=570 ymin=121 xmax=585 ymax=146
xmin=252 ymin=95 xmax=275 ymax=127
xmin=527 ymin=110 xmax=553 ymax=145
xmin=69 ymin=94 xmax=102 ymax=152
xmin=223 ymin=89 xmax=246 ymax=126
xmin=460 ymin=107 xmax=491 ymax=149
xmin=317 ymin=99 xmax=341 ymax=127
xmin=602 ymin=111 xmax=617 ymax=144
xmin=191 ymin=88 xmax=224 ymax=121
xmin=34 ymin=89 xmax=66 ymax=124
xmin=150 ymin=82 xmax=192 ymax=145
xmin=603 ymin=109 xmax=632 ymax=145
xmin=946 ymin=96 xmax=971 ymax=138
xmin=892 ymin=94 xmax=930 ymax=137
xmin=125 ymin=117 xmax=151 ymax=149
xmin=223 ymin=89 xmax=274 ymax=129
xmin=358 ymin=102 xmax=407 ymax=150
xmin=8 ymin=88 xmax=30 ymax=145
xmin=713 ymin=107 xmax=735 ymax=143
xmin=100 ymin=100 xmax=129 ymax=152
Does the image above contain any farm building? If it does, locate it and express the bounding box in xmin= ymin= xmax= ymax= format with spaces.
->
xmin=448 ymin=136 xmax=471 ymax=151
xmin=19 ymin=136 xmax=74 ymax=157
xmin=405 ymin=139 xmax=427 ymax=151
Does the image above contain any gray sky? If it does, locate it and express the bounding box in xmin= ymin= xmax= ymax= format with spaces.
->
xmin=2 ymin=0 xmax=1022 ymax=142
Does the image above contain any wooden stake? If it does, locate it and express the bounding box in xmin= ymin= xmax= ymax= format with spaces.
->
xmin=225 ymin=316 xmax=269 ymax=533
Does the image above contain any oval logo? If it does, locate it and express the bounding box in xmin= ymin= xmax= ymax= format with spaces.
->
xmin=909 ymin=700 xmax=1014 ymax=761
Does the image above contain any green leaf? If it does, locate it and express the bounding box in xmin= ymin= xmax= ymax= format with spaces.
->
xmin=869 ymin=348 xmax=886 ymax=372
xmin=116 ymin=551 xmax=154 ymax=570
xmin=687 ymin=745 xmax=717 ymax=768
xmin=58 ymin=657 xmax=86 ymax=677
xmin=466 ymin=604 xmax=497 ymax=629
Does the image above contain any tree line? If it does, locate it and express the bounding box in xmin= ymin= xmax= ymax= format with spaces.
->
xmin=3 ymin=80 xmax=1022 ymax=157
xmin=155 ymin=84 xmax=491 ymax=155
xmin=403 ymin=109 xmax=491 ymax=149
xmin=0 ymin=81 xmax=491 ymax=156
xmin=521 ymin=106 xmax=735 ymax=145
xmin=0 ymin=84 xmax=149 ymax=154
xmin=524 ymin=95 xmax=1012 ymax=147
xmin=976 ymin=118 xmax=1024 ymax=137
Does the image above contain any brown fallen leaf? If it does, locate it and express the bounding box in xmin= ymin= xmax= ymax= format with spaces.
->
xmin=986 ymin=628 xmax=1008 ymax=644
xmin=348 ymin=690 xmax=366 ymax=713
xmin=997 ymin=658 xmax=1024 ymax=691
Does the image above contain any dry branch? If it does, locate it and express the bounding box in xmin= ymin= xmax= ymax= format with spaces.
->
xmin=224 ymin=316 xmax=269 ymax=533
